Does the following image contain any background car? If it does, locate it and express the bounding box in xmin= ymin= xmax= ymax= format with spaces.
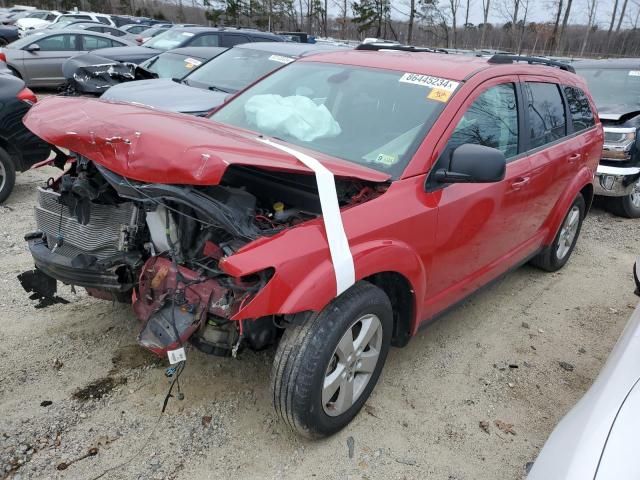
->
xmin=94 ymin=26 xmax=284 ymax=65
xmin=134 ymin=24 xmax=171 ymax=45
xmin=65 ymin=22 xmax=135 ymax=41
xmin=15 ymin=10 xmax=63 ymax=36
xmin=120 ymin=23 xmax=152 ymax=35
xmin=574 ymin=59 xmax=640 ymax=218
xmin=527 ymin=261 xmax=640 ymax=479
xmin=102 ymin=42 xmax=342 ymax=114
xmin=0 ymin=73 xmax=53 ymax=203
xmin=139 ymin=46 xmax=226 ymax=78
xmin=2 ymin=30 xmax=136 ymax=87
xmin=52 ymin=12 xmax=115 ymax=27
xmin=0 ymin=24 xmax=19 ymax=45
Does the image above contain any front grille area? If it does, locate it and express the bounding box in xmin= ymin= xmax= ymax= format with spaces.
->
xmin=35 ymin=187 xmax=140 ymax=261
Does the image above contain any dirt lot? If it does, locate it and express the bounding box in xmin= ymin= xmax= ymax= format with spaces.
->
xmin=1 ymin=164 xmax=639 ymax=480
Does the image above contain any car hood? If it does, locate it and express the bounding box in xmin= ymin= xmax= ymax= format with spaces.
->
xmin=101 ymin=78 xmax=228 ymax=114
xmin=23 ymin=96 xmax=390 ymax=185
xmin=597 ymin=104 xmax=640 ymax=122
xmin=16 ymin=18 xmax=48 ymax=28
xmin=93 ymin=45 xmax=160 ymax=60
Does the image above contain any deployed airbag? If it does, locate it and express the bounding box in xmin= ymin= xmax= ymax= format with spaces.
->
xmin=244 ymin=94 xmax=341 ymax=142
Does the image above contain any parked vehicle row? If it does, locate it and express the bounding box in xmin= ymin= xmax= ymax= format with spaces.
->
xmin=18 ymin=47 xmax=602 ymax=437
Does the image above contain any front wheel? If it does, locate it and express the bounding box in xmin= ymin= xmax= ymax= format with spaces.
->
xmin=530 ymin=193 xmax=585 ymax=272
xmin=0 ymin=147 xmax=16 ymax=204
xmin=606 ymin=179 xmax=640 ymax=218
xmin=271 ymin=281 xmax=393 ymax=438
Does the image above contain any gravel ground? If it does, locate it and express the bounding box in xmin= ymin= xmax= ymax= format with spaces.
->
xmin=1 ymin=163 xmax=639 ymax=480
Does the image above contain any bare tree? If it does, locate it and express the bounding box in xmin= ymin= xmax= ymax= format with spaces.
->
xmin=480 ymin=0 xmax=491 ymax=46
xmin=606 ymin=0 xmax=619 ymax=50
xmin=407 ymin=0 xmax=416 ymax=42
xmin=580 ymin=0 xmax=597 ymax=56
xmin=447 ymin=0 xmax=462 ymax=48
xmin=558 ymin=0 xmax=573 ymax=53
xmin=616 ymin=0 xmax=629 ymax=32
xmin=549 ymin=0 xmax=563 ymax=52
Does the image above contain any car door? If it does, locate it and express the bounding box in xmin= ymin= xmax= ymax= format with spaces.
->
xmin=517 ymin=77 xmax=576 ymax=236
xmin=424 ymin=78 xmax=536 ymax=315
xmin=22 ymin=33 xmax=82 ymax=86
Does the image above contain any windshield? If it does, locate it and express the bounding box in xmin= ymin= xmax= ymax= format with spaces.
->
xmin=142 ymin=52 xmax=206 ymax=78
xmin=185 ymin=47 xmax=294 ymax=93
xmin=211 ymin=62 xmax=456 ymax=176
xmin=576 ymin=67 xmax=640 ymax=108
xmin=144 ymin=29 xmax=191 ymax=51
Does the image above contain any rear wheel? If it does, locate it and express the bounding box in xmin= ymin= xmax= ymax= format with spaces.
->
xmin=605 ymin=179 xmax=640 ymax=218
xmin=271 ymin=281 xmax=393 ymax=438
xmin=531 ymin=193 xmax=585 ymax=272
xmin=0 ymin=147 xmax=16 ymax=204
xmin=0 ymin=37 xmax=8 ymax=47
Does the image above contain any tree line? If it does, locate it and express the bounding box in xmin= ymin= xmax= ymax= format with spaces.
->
xmin=6 ymin=0 xmax=640 ymax=57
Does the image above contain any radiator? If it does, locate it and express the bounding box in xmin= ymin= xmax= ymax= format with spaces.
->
xmin=34 ymin=187 xmax=141 ymax=261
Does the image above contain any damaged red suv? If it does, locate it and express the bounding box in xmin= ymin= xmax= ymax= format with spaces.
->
xmin=22 ymin=48 xmax=602 ymax=437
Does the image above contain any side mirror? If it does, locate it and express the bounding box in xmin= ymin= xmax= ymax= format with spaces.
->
xmin=434 ymin=144 xmax=506 ymax=184
xmin=25 ymin=43 xmax=40 ymax=52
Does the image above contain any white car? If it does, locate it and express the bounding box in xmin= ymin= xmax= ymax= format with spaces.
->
xmin=528 ymin=261 xmax=640 ymax=479
xmin=52 ymin=12 xmax=115 ymax=27
xmin=15 ymin=10 xmax=63 ymax=36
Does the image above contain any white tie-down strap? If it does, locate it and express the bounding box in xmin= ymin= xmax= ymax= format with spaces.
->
xmin=257 ymin=138 xmax=355 ymax=296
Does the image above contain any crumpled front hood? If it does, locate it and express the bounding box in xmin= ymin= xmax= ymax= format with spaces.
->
xmin=597 ymin=104 xmax=640 ymax=122
xmin=23 ymin=96 xmax=390 ymax=185
xmin=101 ymin=78 xmax=228 ymax=114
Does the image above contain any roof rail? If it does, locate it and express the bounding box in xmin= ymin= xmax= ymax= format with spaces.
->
xmin=488 ymin=54 xmax=575 ymax=73
xmin=355 ymin=43 xmax=448 ymax=54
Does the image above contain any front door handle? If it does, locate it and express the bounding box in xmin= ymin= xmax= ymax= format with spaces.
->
xmin=568 ymin=153 xmax=581 ymax=163
xmin=511 ymin=177 xmax=530 ymax=190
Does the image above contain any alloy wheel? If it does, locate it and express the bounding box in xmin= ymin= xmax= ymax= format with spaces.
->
xmin=322 ymin=314 xmax=383 ymax=416
xmin=630 ymin=179 xmax=640 ymax=208
xmin=556 ymin=205 xmax=580 ymax=260
xmin=0 ymin=160 xmax=5 ymax=195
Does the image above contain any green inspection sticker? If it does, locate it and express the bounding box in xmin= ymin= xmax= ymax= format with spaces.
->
xmin=374 ymin=153 xmax=399 ymax=166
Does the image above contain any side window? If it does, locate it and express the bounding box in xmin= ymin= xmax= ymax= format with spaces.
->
xmin=564 ymin=86 xmax=595 ymax=132
xmin=108 ymin=28 xmax=126 ymax=37
xmin=33 ymin=34 xmax=78 ymax=51
xmin=524 ymin=82 xmax=567 ymax=149
xmin=190 ymin=33 xmax=220 ymax=47
xmin=223 ymin=34 xmax=250 ymax=47
xmin=82 ymin=35 xmax=114 ymax=50
xmin=96 ymin=16 xmax=111 ymax=25
xmin=446 ymin=83 xmax=519 ymax=159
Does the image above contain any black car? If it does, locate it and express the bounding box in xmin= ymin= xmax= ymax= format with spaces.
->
xmin=574 ymin=59 xmax=640 ymax=217
xmin=93 ymin=26 xmax=284 ymax=64
xmin=101 ymin=42 xmax=344 ymax=114
xmin=0 ymin=24 xmax=19 ymax=45
xmin=0 ymin=73 xmax=55 ymax=202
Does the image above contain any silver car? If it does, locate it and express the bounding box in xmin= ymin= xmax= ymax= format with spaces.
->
xmin=2 ymin=29 xmax=135 ymax=87
xmin=528 ymin=261 xmax=640 ymax=479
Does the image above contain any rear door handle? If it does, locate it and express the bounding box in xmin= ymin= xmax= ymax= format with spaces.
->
xmin=568 ymin=153 xmax=581 ymax=163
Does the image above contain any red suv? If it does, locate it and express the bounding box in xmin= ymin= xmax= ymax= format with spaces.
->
xmin=23 ymin=48 xmax=602 ymax=437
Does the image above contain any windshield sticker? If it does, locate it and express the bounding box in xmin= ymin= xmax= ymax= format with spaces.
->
xmin=181 ymin=32 xmax=195 ymax=37
xmin=427 ymin=87 xmax=453 ymax=102
xmin=629 ymin=70 xmax=640 ymax=76
xmin=184 ymin=57 xmax=202 ymax=68
xmin=268 ymin=54 xmax=295 ymax=64
xmin=399 ymin=73 xmax=460 ymax=91
xmin=374 ymin=153 xmax=399 ymax=166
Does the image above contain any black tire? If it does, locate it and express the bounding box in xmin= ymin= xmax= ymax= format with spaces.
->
xmin=0 ymin=147 xmax=16 ymax=204
xmin=530 ymin=193 xmax=585 ymax=272
xmin=0 ymin=37 xmax=7 ymax=47
xmin=271 ymin=281 xmax=393 ymax=438
xmin=605 ymin=190 xmax=640 ymax=219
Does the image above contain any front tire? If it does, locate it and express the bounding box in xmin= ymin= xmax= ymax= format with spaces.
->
xmin=0 ymin=147 xmax=16 ymax=204
xmin=271 ymin=281 xmax=393 ymax=438
xmin=605 ymin=179 xmax=640 ymax=218
xmin=531 ymin=193 xmax=585 ymax=272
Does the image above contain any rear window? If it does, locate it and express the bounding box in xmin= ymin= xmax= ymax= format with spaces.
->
xmin=576 ymin=67 xmax=640 ymax=109
xmin=524 ymin=82 xmax=567 ymax=149
xmin=144 ymin=29 xmax=193 ymax=51
xmin=563 ymin=86 xmax=595 ymax=132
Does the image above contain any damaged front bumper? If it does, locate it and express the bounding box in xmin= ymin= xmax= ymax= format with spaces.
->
xmin=26 ymin=231 xmax=138 ymax=295
xmin=594 ymin=165 xmax=640 ymax=197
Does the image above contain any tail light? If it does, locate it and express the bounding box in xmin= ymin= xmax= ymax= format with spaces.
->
xmin=0 ymin=51 xmax=6 ymax=63
xmin=17 ymin=87 xmax=37 ymax=105
xmin=135 ymin=36 xmax=142 ymax=44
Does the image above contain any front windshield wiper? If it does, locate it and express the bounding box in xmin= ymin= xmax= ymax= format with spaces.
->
xmin=208 ymin=85 xmax=231 ymax=93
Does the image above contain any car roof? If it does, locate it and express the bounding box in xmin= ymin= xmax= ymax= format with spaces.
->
xmin=62 ymin=29 xmax=133 ymax=42
xmin=573 ymin=58 xmax=640 ymax=69
xmin=236 ymin=41 xmax=346 ymax=57
xmin=170 ymin=26 xmax=279 ymax=37
xmin=163 ymin=46 xmax=227 ymax=58
xmin=298 ymin=50 xmax=579 ymax=82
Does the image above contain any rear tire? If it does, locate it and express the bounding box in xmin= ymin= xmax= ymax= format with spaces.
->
xmin=605 ymin=180 xmax=640 ymax=218
xmin=531 ymin=193 xmax=585 ymax=272
xmin=0 ymin=147 xmax=16 ymax=204
xmin=0 ymin=37 xmax=7 ymax=47
xmin=271 ymin=281 xmax=393 ymax=438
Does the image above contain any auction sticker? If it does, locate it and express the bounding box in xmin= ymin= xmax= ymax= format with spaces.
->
xmin=399 ymin=73 xmax=459 ymax=92
xmin=428 ymin=87 xmax=452 ymax=102
xmin=629 ymin=70 xmax=640 ymax=76
xmin=184 ymin=57 xmax=202 ymax=69
xmin=269 ymin=54 xmax=294 ymax=64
